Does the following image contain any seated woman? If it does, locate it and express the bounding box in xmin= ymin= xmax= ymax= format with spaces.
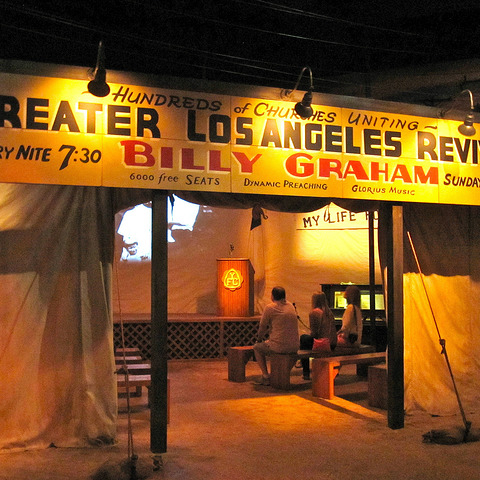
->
xmin=337 ymin=285 xmax=363 ymax=347
xmin=299 ymin=292 xmax=337 ymax=380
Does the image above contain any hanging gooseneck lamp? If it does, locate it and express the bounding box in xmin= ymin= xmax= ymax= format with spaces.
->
xmin=284 ymin=66 xmax=315 ymax=119
xmin=458 ymin=89 xmax=476 ymax=137
xmin=88 ymin=41 xmax=110 ymax=97
xmin=442 ymin=89 xmax=477 ymax=137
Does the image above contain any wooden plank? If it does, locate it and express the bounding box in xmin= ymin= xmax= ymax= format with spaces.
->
xmin=117 ymin=374 xmax=151 ymax=388
xmin=296 ymin=350 xmax=332 ymax=359
xmin=334 ymin=344 xmax=375 ymax=355
xmin=115 ymin=355 xmax=143 ymax=364
xmin=316 ymin=352 xmax=386 ymax=365
xmin=116 ymin=346 xmax=141 ymax=353
xmin=115 ymin=347 xmax=142 ymax=356
xmin=117 ymin=363 xmax=151 ymax=375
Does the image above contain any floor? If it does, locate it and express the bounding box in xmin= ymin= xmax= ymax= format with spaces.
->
xmin=1 ymin=359 xmax=480 ymax=480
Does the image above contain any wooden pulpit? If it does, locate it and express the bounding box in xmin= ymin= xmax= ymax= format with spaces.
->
xmin=217 ymin=258 xmax=254 ymax=317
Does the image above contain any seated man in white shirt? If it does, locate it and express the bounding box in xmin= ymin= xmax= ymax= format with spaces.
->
xmin=253 ymin=286 xmax=299 ymax=386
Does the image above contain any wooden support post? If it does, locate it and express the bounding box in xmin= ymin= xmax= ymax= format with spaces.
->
xmin=368 ymin=211 xmax=377 ymax=349
xmin=150 ymin=190 xmax=168 ymax=453
xmin=381 ymin=204 xmax=404 ymax=429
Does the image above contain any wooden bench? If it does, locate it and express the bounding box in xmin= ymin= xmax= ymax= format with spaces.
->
xmin=117 ymin=373 xmax=152 ymax=397
xmin=269 ymin=349 xmax=331 ymax=390
xmin=116 ymin=374 xmax=171 ymax=423
xmin=311 ymin=352 xmax=387 ymax=399
xmin=227 ymin=344 xmax=376 ymax=389
xmin=116 ymin=363 xmax=152 ymax=395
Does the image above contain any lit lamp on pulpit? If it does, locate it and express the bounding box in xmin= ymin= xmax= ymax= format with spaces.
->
xmin=217 ymin=258 xmax=254 ymax=317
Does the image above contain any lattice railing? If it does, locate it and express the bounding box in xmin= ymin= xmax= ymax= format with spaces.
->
xmin=222 ymin=321 xmax=259 ymax=356
xmin=168 ymin=321 xmax=220 ymax=359
xmin=114 ymin=322 xmax=151 ymax=359
xmin=114 ymin=319 xmax=259 ymax=360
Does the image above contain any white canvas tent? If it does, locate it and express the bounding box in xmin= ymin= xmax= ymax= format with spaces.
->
xmin=1 ymin=181 xmax=479 ymax=449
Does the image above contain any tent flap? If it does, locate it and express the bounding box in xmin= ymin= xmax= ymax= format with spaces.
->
xmin=402 ymin=204 xmax=480 ymax=415
xmin=0 ymin=184 xmax=132 ymax=450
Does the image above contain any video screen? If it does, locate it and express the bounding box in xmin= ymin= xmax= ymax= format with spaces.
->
xmin=116 ymin=196 xmax=200 ymax=261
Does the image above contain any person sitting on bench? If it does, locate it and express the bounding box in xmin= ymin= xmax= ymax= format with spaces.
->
xmin=337 ymin=285 xmax=363 ymax=347
xmin=253 ymin=286 xmax=299 ymax=386
xmin=299 ymin=291 xmax=337 ymax=380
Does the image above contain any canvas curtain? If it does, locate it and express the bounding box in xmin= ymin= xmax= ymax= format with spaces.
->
xmin=0 ymin=183 xmax=148 ymax=450
xmin=401 ymin=203 xmax=480 ymax=415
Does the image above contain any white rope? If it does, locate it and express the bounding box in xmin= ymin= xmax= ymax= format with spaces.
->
xmin=113 ymin=259 xmax=137 ymax=464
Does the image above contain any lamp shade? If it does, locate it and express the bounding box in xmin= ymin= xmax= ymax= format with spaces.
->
xmin=88 ymin=73 xmax=110 ymax=97
xmin=294 ymin=89 xmax=314 ymax=119
xmin=458 ymin=111 xmax=476 ymax=137
xmin=88 ymin=41 xmax=110 ymax=97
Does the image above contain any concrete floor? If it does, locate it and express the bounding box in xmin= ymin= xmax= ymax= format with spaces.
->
xmin=1 ymin=359 xmax=480 ymax=480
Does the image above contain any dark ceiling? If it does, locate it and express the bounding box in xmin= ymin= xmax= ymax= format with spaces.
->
xmin=2 ymin=0 xmax=480 ymax=107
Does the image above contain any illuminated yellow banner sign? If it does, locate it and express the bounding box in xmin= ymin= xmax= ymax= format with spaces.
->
xmin=0 ymin=72 xmax=479 ymax=205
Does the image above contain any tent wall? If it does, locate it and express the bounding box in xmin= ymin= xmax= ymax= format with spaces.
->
xmin=113 ymin=203 xmax=380 ymax=324
xmin=3 ymin=182 xmax=480 ymax=450
xmin=0 ymin=184 xmax=148 ymax=450
xmin=403 ymin=203 xmax=480 ymax=415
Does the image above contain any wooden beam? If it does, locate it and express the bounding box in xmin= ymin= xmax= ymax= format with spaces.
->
xmin=382 ymin=204 xmax=404 ymax=429
xmin=150 ymin=191 xmax=169 ymax=453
